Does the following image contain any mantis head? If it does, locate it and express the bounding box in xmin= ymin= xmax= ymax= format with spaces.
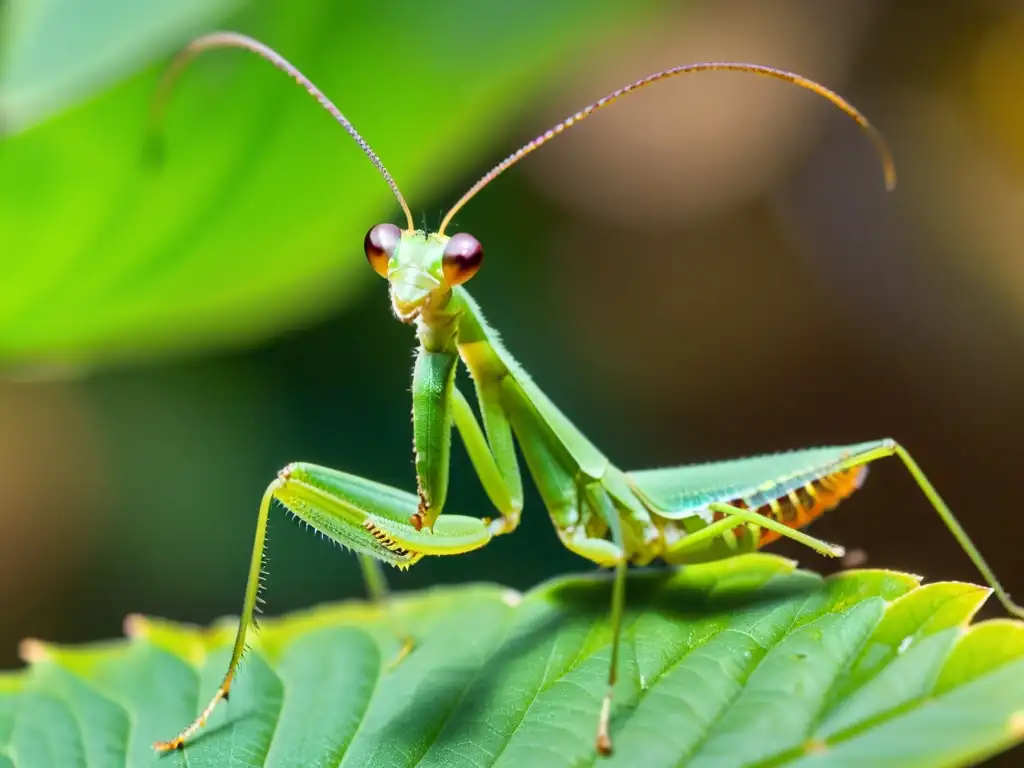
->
xmin=364 ymin=225 xmax=483 ymax=322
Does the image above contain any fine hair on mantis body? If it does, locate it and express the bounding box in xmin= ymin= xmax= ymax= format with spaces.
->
xmin=150 ymin=31 xmax=1023 ymax=757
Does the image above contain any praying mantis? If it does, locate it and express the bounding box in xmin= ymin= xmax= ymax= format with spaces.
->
xmin=151 ymin=31 xmax=1024 ymax=758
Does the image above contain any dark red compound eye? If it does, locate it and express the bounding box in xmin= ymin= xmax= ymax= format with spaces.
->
xmin=442 ymin=232 xmax=483 ymax=286
xmin=364 ymin=222 xmax=401 ymax=277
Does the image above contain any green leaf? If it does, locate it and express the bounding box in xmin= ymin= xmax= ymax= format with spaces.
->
xmin=3 ymin=554 xmax=1023 ymax=767
xmin=1 ymin=0 xmax=240 ymax=133
xmin=0 ymin=0 xmax=652 ymax=369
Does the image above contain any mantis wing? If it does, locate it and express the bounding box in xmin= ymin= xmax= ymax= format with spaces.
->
xmin=628 ymin=440 xmax=890 ymax=520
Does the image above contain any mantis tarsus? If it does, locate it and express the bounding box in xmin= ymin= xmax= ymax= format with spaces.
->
xmin=151 ymin=31 xmax=1023 ymax=757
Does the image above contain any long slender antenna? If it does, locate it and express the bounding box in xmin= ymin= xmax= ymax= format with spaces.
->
xmin=150 ymin=31 xmax=416 ymax=231
xmin=438 ymin=63 xmax=896 ymax=235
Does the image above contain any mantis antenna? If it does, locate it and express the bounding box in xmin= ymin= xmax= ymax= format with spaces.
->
xmin=150 ymin=31 xmax=416 ymax=232
xmin=437 ymin=63 xmax=897 ymax=235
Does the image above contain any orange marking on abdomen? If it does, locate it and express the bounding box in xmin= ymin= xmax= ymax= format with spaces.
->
xmin=754 ymin=466 xmax=867 ymax=547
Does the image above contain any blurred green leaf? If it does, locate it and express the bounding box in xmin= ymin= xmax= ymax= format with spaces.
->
xmin=0 ymin=0 xmax=652 ymax=370
xmin=4 ymin=554 xmax=1023 ymax=766
xmin=0 ymin=0 xmax=240 ymax=134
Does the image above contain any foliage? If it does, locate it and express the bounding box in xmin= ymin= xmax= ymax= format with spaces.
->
xmin=4 ymin=554 xmax=1023 ymax=767
xmin=1 ymin=0 xmax=239 ymax=133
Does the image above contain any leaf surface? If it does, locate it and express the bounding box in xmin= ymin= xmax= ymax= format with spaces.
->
xmin=3 ymin=554 xmax=1023 ymax=767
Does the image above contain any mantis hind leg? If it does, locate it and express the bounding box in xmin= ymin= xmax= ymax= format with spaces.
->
xmin=786 ymin=439 xmax=1024 ymax=618
xmin=886 ymin=442 xmax=1024 ymax=618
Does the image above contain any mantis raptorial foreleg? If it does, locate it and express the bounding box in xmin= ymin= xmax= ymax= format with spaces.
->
xmin=450 ymin=386 xmax=523 ymax=535
xmin=152 ymin=464 xmax=496 ymax=752
xmin=155 ymin=332 xmax=537 ymax=752
xmin=411 ymin=343 xmax=525 ymax=533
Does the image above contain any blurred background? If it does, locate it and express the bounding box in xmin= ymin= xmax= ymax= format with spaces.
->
xmin=1 ymin=0 xmax=1023 ymax=735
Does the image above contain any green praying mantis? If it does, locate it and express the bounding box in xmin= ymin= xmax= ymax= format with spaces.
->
xmin=151 ymin=31 xmax=1024 ymax=758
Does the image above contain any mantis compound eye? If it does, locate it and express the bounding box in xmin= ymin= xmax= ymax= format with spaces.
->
xmin=364 ymin=222 xmax=401 ymax=277
xmin=442 ymin=233 xmax=483 ymax=286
